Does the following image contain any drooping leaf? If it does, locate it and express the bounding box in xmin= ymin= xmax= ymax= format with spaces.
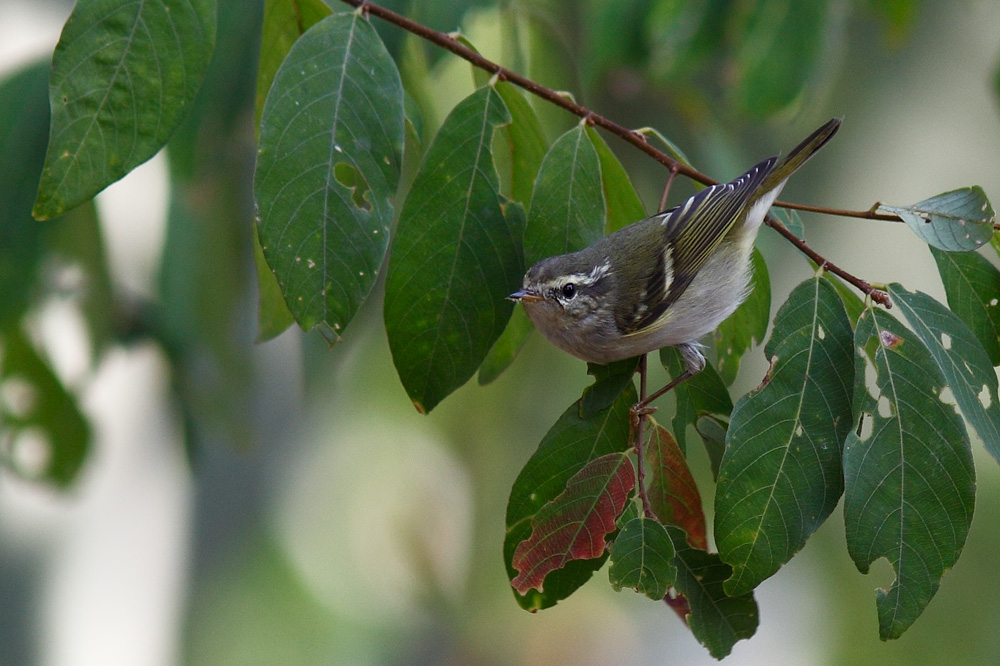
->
xmin=0 ymin=60 xmax=52 ymax=331
xmin=579 ymin=356 xmax=639 ymax=417
xmin=733 ymin=0 xmax=828 ymax=117
xmin=255 ymin=0 xmax=332 ymax=133
xmin=844 ymin=305 xmax=975 ymax=640
xmin=713 ymin=247 xmax=771 ymax=384
xmin=0 ymin=331 xmax=89 ymax=487
xmin=695 ymin=415 xmax=728 ymax=479
xmin=930 ymin=246 xmax=1000 ymax=365
xmin=645 ymin=422 xmax=707 ymax=549
xmin=251 ymin=0 xmax=332 ymax=341
xmin=495 ymin=82 xmax=547 ymax=206
xmin=384 ymin=85 xmax=520 ymax=413
xmin=504 ymin=385 xmax=636 ymax=611
xmin=878 ymin=187 xmax=994 ymax=252
xmin=889 ymin=283 xmax=1000 ymax=465
xmin=523 ymin=124 xmax=605 ymax=267
xmin=715 ymin=276 xmax=854 ymax=596
xmin=256 ymin=11 xmax=404 ymax=339
xmin=33 ymin=0 xmax=216 ymax=219
xmin=609 ymin=517 xmax=676 ymax=600
xmin=586 ymin=127 xmax=646 ymax=233
xmin=667 ymin=525 xmax=759 ymax=659
xmin=511 ymin=452 xmax=635 ymax=595
xmin=660 ymin=346 xmax=732 ymax=457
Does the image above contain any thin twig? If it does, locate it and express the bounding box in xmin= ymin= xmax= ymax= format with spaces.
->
xmin=633 ymin=355 xmax=655 ymax=519
xmin=765 ymin=215 xmax=892 ymax=307
xmin=341 ymin=0 xmax=899 ymax=304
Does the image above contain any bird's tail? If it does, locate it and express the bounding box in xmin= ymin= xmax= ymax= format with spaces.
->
xmin=760 ymin=118 xmax=841 ymax=195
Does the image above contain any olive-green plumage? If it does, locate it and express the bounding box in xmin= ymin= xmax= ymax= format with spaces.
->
xmin=510 ymin=119 xmax=841 ymax=368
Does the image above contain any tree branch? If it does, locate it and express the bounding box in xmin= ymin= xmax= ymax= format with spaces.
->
xmin=343 ymin=0 xmax=896 ymax=304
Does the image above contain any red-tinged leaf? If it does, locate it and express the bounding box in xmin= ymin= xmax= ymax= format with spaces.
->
xmin=511 ymin=452 xmax=635 ymax=595
xmin=645 ymin=422 xmax=707 ymax=550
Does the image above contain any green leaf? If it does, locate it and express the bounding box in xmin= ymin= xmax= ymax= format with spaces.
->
xmin=384 ymin=85 xmax=519 ymax=413
xmin=0 ymin=60 xmax=52 ymax=331
xmin=586 ymin=127 xmax=646 ymax=233
xmin=660 ymin=346 xmax=732 ymax=458
xmin=33 ymin=0 xmax=216 ymax=219
xmin=523 ymin=124 xmax=605 ymax=267
xmin=889 ymin=283 xmax=1000 ymax=465
xmin=715 ymin=276 xmax=854 ymax=596
xmin=667 ymin=525 xmax=759 ymax=659
xmin=733 ymin=0 xmax=828 ymax=117
xmin=878 ymin=187 xmax=995 ymax=252
xmin=478 ymin=201 xmax=532 ymax=385
xmin=609 ymin=517 xmax=676 ymax=600
xmin=255 ymin=0 xmax=332 ymax=134
xmin=713 ymin=247 xmax=771 ymax=384
xmin=0 ymin=331 xmax=90 ymax=487
xmin=845 ymin=305 xmax=975 ymax=640
xmin=255 ymin=11 xmax=405 ymax=338
xmin=495 ymin=82 xmax=547 ymax=206
xmin=930 ymin=247 xmax=1000 ymax=365
xmin=251 ymin=0 xmax=332 ymax=342
xmin=579 ymin=356 xmax=639 ymax=417
xmin=771 ymin=206 xmax=806 ymax=239
xmin=504 ymin=385 xmax=636 ymax=611
xmin=511 ymin=452 xmax=635 ymax=595
xmin=253 ymin=224 xmax=295 ymax=342
xmin=645 ymin=422 xmax=707 ymax=549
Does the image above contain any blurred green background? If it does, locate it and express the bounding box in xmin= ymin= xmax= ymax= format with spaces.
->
xmin=1 ymin=0 xmax=1000 ymax=664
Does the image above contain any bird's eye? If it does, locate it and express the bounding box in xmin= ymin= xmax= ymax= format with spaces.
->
xmin=561 ymin=283 xmax=577 ymax=299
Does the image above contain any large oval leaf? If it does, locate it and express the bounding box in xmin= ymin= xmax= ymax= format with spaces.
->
xmin=845 ymin=305 xmax=975 ymax=640
xmin=715 ymin=276 xmax=854 ymax=596
xmin=384 ymin=85 xmax=520 ymax=413
xmin=523 ymin=123 xmax=605 ymax=267
xmin=255 ymin=10 xmax=404 ymax=339
xmin=504 ymin=385 xmax=635 ymax=611
xmin=33 ymin=0 xmax=216 ymax=219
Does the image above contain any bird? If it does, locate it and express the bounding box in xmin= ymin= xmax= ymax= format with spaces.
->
xmin=509 ymin=119 xmax=841 ymax=399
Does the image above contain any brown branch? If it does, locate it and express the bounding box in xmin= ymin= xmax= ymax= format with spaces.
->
xmin=342 ymin=0 xmax=897 ymax=304
xmin=765 ymin=215 xmax=892 ymax=307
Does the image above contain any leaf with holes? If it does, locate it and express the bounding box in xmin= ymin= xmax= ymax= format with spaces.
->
xmin=255 ymin=11 xmax=404 ymax=339
xmin=715 ymin=276 xmax=854 ymax=596
xmin=667 ymin=525 xmax=759 ymax=659
xmin=523 ymin=124 xmax=605 ymax=267
xmin=844 ymin=304 xmax=975 ymax=640
xmin=33 ymin=0 xmax=216 ymax=219
xmin=889 ymin=284 xmax=1000 ymax=466
xmin=504 ymin=385 xmax=635 ymax=611
xmin=0 ymin=332 xmax=89 ymax=487
xmin=511 ymin=451 xmax=635 ymax=595
xmin=930 ymin=247 xmax=1000 ymax=366
xmin=878 ymin=187 xmax=994 ymax=252
xmin=587 ymin=126 xmax=645 ymax=233
xmin=660 ymin=346 xmax=732 ymax=460
xmin=645 ymin=421 xmax=707 ymax=549
xmin=384 ymin=85 xmax=521 ymax=413
xmin=252 ymin=0 xmax=332 ymax=341
xmin=609 ymin=517 xmax=676 ymax=600
xmin=714 ymin=247 xmax=770 ymax=384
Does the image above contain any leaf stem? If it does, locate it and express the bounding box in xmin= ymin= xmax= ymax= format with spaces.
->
xmin=633 ymin=355 xmax=656 ymax=520
xmin=340 ymin=0 xmax=896 ymax=306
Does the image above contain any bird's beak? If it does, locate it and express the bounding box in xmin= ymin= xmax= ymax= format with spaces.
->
xmin=508 ymin=289 xmax=542 ymax=303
